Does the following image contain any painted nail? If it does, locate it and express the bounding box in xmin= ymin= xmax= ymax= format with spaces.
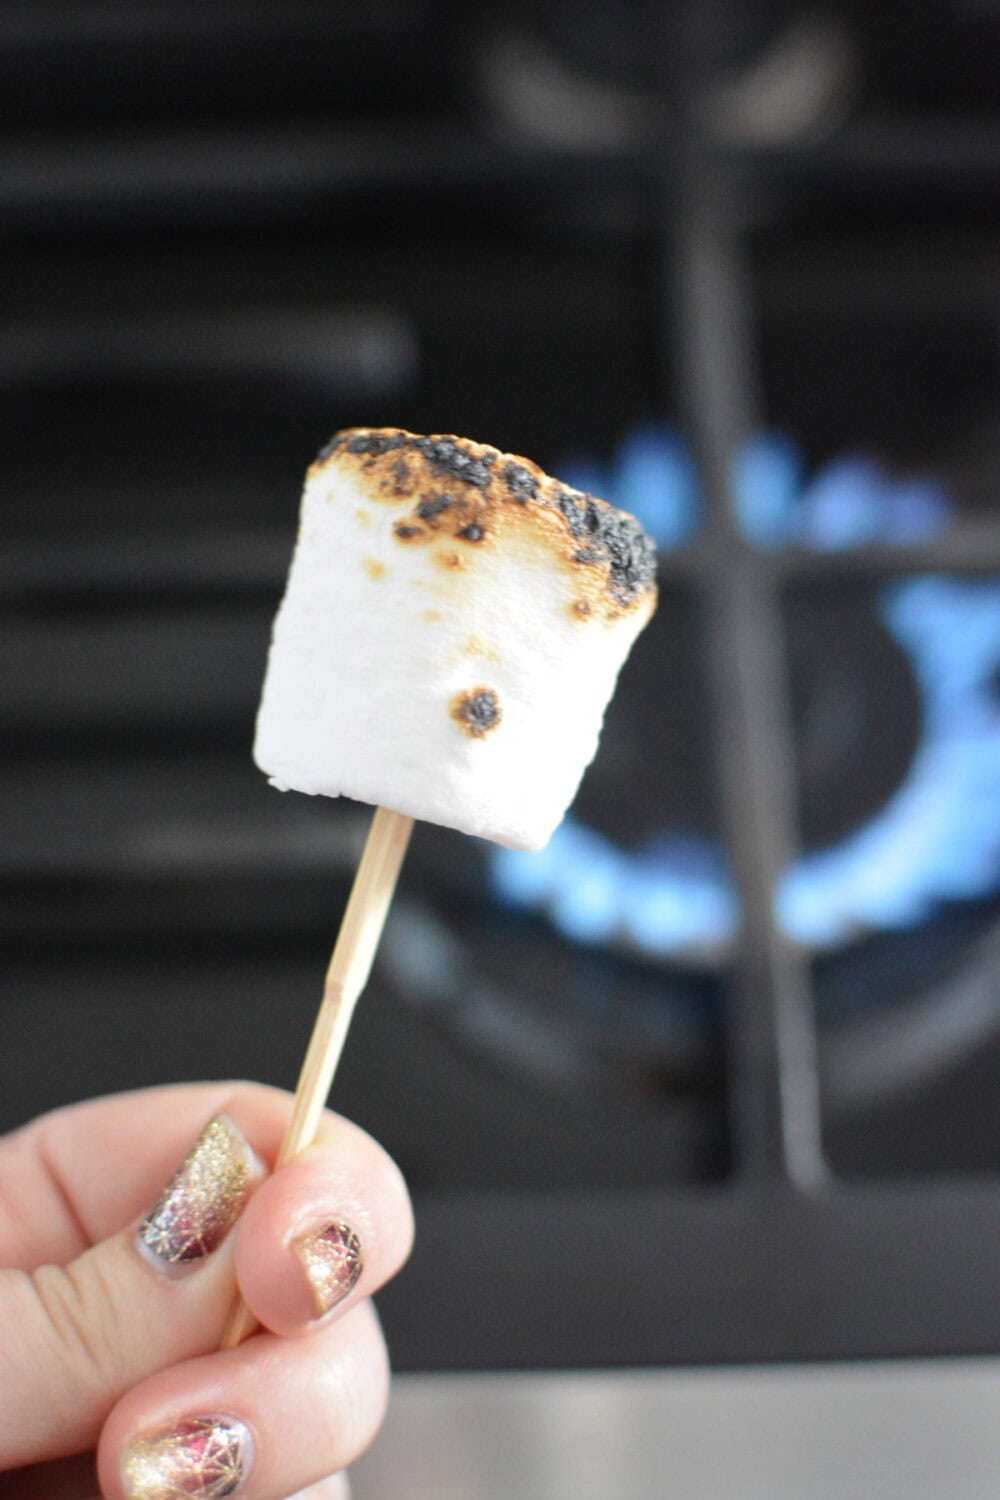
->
xmin=294 ymin=1221 xmax=363 ymax=1318
xmin=123 ymin=1415 xmax=253 ymax=1499
xmin=137 ymin=1114 xmax=255 ymax=1270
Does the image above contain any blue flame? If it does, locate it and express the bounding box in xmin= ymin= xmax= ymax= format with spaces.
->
xmin=493 ymin=825 xmax=739 ymax=957
xmin=776 ymin=578 xmax=1000 ymax=944
xmin=730 ymin=433 xmax=803 ymax=548
xmin=489 ymin=428 xmax=1000 ymax=956
xmin=559 ymin=424 xmax=950 ymax=553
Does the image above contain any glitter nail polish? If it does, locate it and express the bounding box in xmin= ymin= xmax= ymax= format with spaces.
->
xmin=123 ymin=1415 xmax=253 ymax=1499
xmin=138 ymin=1115 xmax=254 ymax=1269
xmin=294 ymin=1221 xmax=363 ymax=1317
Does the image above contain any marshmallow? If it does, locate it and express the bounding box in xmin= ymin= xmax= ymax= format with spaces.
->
xmin=254 ymin=429 xmax=657 ymax=849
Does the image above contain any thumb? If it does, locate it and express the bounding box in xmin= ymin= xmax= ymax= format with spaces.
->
xmin=0 ymin=1114 xmax=263 ymax=1470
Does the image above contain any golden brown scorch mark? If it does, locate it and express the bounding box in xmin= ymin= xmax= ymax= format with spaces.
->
xmin=450 ymin=686 xmax=502 ymax=739
xmin=464 ymin=634 xmax=501 ymax=662
xmin=310 ymin=428 xmax=658 ymax=622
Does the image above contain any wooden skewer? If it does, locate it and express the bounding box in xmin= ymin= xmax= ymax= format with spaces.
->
xmin=221 ymin=804 xmax=414 ymax=1348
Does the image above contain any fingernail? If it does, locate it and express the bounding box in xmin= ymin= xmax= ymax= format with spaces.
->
xmin=294 ymin=1221 xmax=363 ymax=1318
xmin=123 ymin=1415 xmax=253 ymax=1499
xmin=137 ymin=1114 xmax=255 ymax=1271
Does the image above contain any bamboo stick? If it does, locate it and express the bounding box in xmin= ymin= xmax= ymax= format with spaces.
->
xmin=221 ymin=805 xmax=414 ymax=1348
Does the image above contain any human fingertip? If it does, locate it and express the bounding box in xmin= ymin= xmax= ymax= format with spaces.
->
xmin=234 ymin=1137 xmax=411 ymax=1339
xmin=288 ymin=1471 xmax=352 ymax=1499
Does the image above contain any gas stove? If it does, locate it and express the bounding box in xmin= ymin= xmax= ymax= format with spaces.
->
xmin=3 ymin=0 xmax=1000 ymax=1369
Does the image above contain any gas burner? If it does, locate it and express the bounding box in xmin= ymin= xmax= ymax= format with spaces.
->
xmin=782 ymin=575 xmax=1000 ymax=945
xmin=490 ymin=428 xmax=1000 ymax=959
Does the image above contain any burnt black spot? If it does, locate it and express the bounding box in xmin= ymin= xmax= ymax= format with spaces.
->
xmin=391 ymin=456 xmax=411 ymax=492
xmin=452 ymin=687 xmax=502 ymax=738
xmin=347 ymin=431 xmax=408 ymax=458
xmin=315 ymin=432 xmax=348 ymax=463
xmin=416 ymin=436 xmax=494 ymax=488
xmin=555 ymin=486 xmax=587 ymax=535
xmin=458 ymin=523 xmax=485 ymax=542
xmin=557 ymin=486 xmax=657 ymax=603
xmin=394 ymin=523 xmax=424 ymax=539
xmin=417 ymin=493 xmax=453 ymax=521
xmin=601 ymin=515 xmax=658 ymax=603
xmin=502 ymin=461 xmax=538 ymax=502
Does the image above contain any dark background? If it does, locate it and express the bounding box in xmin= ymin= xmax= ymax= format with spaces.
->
xmin=3 ymin=0 xmax=1000 ymax=1368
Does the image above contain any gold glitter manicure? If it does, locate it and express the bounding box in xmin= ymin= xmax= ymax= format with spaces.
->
xmin=294 ymin=1221 xmax=363 ymax=1317
xmin=138 ymin=1115 xmax=254 ymax=1269
xmin=123 ymin=1415 xmax=252 ymax=1499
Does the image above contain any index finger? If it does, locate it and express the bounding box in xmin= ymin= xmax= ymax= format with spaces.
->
xmin=0 ymin=1083 xmax=380 ymax=1269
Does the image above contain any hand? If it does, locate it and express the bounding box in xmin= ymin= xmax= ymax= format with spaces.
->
xmin=0 ymin=1082 xmax=414 ymax=1498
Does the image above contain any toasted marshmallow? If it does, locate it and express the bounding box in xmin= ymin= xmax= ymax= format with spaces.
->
xmin=254 ymin=429 xmax=657 ymax=849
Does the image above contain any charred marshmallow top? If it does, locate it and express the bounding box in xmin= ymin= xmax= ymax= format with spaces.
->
xmin=254 ymin=428 xmax=657 ymax=849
